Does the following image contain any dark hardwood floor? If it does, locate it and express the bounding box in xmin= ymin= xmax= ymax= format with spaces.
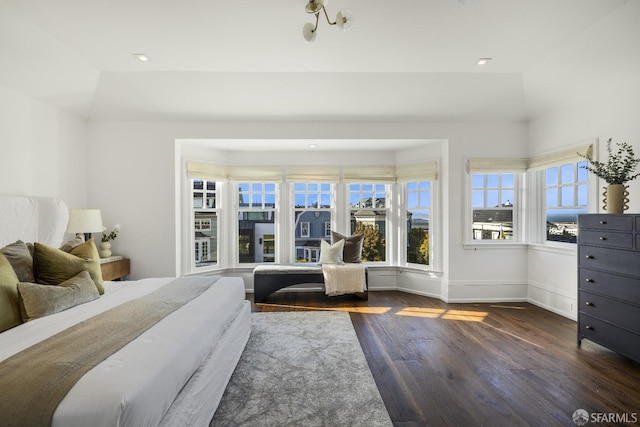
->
xmin=249 ymin=291 xmax=640 ymax=427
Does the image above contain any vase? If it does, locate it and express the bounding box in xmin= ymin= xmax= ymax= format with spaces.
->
xmin=99 ymin=241 xmax=112 ymax=258
xmin=602 ymin=184 xmax=629 ymax=214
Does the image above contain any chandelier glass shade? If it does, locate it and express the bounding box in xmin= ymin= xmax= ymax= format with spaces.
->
xmin=303 ymin=0 xmax=354 ymax=43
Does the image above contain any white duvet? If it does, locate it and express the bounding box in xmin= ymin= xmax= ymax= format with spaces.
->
xmin=0 ymin=276 xmax=249 ymax=427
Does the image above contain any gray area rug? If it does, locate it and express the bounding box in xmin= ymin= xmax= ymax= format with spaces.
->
xmin=211 ymin=311 xmax=393 ymax=426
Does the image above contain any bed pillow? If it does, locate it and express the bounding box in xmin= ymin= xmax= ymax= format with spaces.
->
xmin=318 ymin=239 xmax=345 ymax=265
xmin=331 ymin=231 xmax=364 ymax=263
xmin=0 ymin=240 xmax=35 ymax=282
xmin=0 ymin=253 xmax=22 ymax=332
xmin=18 ymin=270 xmax=100 ymax=322
xmin=33 ymin=238 xmax=104 ymax=294
xmin=59 ymin=235 xmax=85 ymax=252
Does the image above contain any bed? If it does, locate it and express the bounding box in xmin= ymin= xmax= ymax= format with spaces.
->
xmin=0 ymin=195 xmax=251 ymax=427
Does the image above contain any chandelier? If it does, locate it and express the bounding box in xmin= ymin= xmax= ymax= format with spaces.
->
xmin=302 ymin=0 xmax=354 ymax=43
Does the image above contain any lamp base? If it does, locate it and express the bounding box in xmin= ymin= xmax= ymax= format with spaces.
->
xmin=84 ymin=233 xmax=92 ymax=242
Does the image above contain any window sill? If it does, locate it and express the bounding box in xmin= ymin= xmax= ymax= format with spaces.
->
xmin=463 ymin=242 xmax=527 ymax=250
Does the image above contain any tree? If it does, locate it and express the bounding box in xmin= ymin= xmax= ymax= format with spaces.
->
xmin=408 ymin=228 xmax=429 ymax=265
xmin=354 ymin=222 xmax=385 ymax=261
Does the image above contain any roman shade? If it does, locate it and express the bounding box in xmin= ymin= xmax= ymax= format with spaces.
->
xmin=467 ymin=158 xmax=528 ymax=173
xmin=528 ymin=142 xmax=593 ymax=171
xmin=342 ymin=166 xmax=397 ymax=183
xmin=285 ymin=166 xmax=341 ymax=182
xmin=187 ymin=162 xmax=283 ymax=182
xmin=396 ymin=161 xmax=438 ymax=182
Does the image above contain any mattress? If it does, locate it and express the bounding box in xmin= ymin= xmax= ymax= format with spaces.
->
xmin=0 ymin=276 xmax=250 ymax=427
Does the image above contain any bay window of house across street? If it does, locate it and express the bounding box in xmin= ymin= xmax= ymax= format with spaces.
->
xmin=406 ymin=181 xmax=431 ymax=266
xmin=294 ymin=182 xmax=332 ymax=263
xmin=192 ymin=179 xmax=218 ymax=268
xmin=237 ymin=182 xmax=276 ymax=263
xmin=472 ymin=173 xmax=515 ymax=240
xmin=545 ymin=161 xmax=588 ymax=243
xmin=349 ymin=183 xmax=388 ymax=262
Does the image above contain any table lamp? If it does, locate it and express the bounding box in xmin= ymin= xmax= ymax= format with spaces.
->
xmin=66 ymin=209 xmax=104 ymax=242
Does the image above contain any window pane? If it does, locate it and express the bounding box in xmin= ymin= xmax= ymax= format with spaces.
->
xmin=560 ymin=164 xmax=574 ymax=184
xmin=578 ymin=184 xmax=588 ymax=206
xmin=407 ymin=182 xmax=418 ymax=191
xmin=486 ymin=190 xmax=499 ymax=207
xmin=350 ymin=210 xmax=386 ymax=262
xmin=501 ymin=190 xmax=514 ymax=206
xmin=486 ymin=174 xmax=499 ymax=188
xmin=419 ymin=181 xmax=431 ymax=190
xmin=472 ymin=210 xmax=513 ymax=240
xmin=251 ymin=183 xmax=262 ymax=192
xmin=502 ymin=174 xmax=514 ymax=188
xmin=407 ymin=192 xmax=418 ymax=208
xmin=407 ymin=209 xmax=429 ymax=265
xmin=193 ymin=192 xmax=203 ymax=209
xmin=546 ymin=188 xmax=558 ymax=207
xmin=264 ymin=193 xmax=275 ymax=207
xmin=546 ymin=208 xmax=586 ymax=243
xmin=238 ymin=211 xmax=275 ymax=263
xmin=194 ymin=211 xmax=217 ymax=266
xmin=546 ymin=168 xmax=558 ymax=186
xmin=472 ymin=174 xmax=484 ymax=188
xmin=308 ymin=194 xmax=318 ymax=208
xmin=294 ymin=194 xmax=305 ymax=207
xmin=320 ymin=193 xmax=331 ymax=208
xmin=295 ymin=210 xmax=331 ymax=263
xmin=320 ymin=183 xmax=330 ymax=192
xmin=561 ymin=186 xmax=574 ymax=206
xmin=420 ymin=191 xmax=431 ymax=208
xmin=472 ymin=190 xmax=485 ymax=208
xmin=577 ymin=161 xmax=588 ymax=182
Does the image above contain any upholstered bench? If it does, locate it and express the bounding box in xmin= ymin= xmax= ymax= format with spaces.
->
xmin=253 ymin=264 xmax=368 ymax=302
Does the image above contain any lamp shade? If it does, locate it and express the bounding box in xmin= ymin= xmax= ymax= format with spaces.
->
xmin=66 ymin=209 xmax=104 ymax=240
xmin=336 ymin=9 xmax=354 ymax=31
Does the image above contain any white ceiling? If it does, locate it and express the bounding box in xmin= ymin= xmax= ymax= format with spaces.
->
xmin=0 ymin=0 xmax=635 ymax=123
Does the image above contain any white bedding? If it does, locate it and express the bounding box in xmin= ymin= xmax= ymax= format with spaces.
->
xmin=0 ymin=276 xmax=250 ymax=427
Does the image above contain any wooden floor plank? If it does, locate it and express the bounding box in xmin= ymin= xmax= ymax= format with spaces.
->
xmin=251 ymin=291 xmax=640 ymax=426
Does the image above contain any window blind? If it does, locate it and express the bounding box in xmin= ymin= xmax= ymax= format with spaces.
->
xmin=285 ymin=166 xmax=340 ymax=182
xmin=187 ymin=161 xmax=283 ymax=182
xmin=396 ymin=161 xmax=438 ymax=182
xmin=528 ymin=142 xmax=593 ymax=171
xmin=342 ymin=166 xmax=397 ymax=183
xmin=467 ymin=158 xmax=528 ymax=173
xmin=186 ymin=161 xmax=227 ymax=181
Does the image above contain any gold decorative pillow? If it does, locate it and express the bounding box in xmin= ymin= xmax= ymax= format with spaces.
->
xmin=0 ymin=240 xmax=35 ymax=282
xmin=0 ymin=253 xmax=22 ymax=332
xmin=18 ymin=270 xmax=100 ymax=322
xmin=331 ymin=231 xmax=364 ymax=263
xmin=33 ymin=238 xmax=104 ymax=294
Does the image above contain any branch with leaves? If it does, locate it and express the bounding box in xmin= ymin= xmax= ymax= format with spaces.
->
xmin=577 ymin=138 xmax=640 ymax=185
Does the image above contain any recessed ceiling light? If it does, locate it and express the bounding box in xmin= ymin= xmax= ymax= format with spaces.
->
xmin=133 ymin=53 xmax=149 ymax=62
xmin=309 ymin=144 xmax=317 ymax=149
xmin=477 ymin=57 xmax=492 ymax=66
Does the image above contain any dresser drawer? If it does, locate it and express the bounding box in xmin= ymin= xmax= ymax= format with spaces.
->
xmin=579 ymin=314 xmax=640 ymax=362
xmin=579 ymin=268 xmax=640 ymax=305
xmin=578 ymin=230 xmax=633 ymax=249
xmin=579 ymin=291 xmax=640 ymax=334
xmin=579 ymin=245 xmax=640 ymax=277
xmin=579 ymin=214 xmax=633 ymax=231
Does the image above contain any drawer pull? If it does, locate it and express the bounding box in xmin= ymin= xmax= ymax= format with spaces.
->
xmin=599 ymin=221 xmax=607 ymax=224
xmin=585 ymin=255 xmax=594 ymax=259
xmin=585 ymin=301 xmax=594 ymax=307
xmin=585 ymin=278 xmax=594 ymax=283
xmin=585 ymin=325 xmax=594 ymax=330
xmin=599 ymin=236 xmax=607 ymax=240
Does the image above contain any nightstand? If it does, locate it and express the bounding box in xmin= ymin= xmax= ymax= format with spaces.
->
xmin=100 ymin=257 xmax=131 ymax=281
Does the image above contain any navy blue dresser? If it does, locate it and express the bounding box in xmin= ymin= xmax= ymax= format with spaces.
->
xmin=577 ymin=214 xmax=640 ymax=363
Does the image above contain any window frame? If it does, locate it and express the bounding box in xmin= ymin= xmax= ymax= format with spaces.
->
xmin=347 ymin=182 xmax=390 ymax=264
xmin=235 ymin=181 xmax=279 ymax=265
xmin=542 ymin=160 xmax=589 ymax=245
xmin=464 ymin=171 xmax=524 ymax=247
xmin=402 ymin=180 xmax=432 ymax=268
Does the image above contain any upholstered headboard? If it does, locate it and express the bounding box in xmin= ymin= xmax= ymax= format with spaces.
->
xmin=0 ymin=195 xmax=69 ymax=247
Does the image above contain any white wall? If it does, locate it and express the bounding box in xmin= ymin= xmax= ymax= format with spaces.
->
xmin=87 ymin=120 xmax=529 ymax=301
xmin=0 ymin=85 xmax=87 ymax=207
xmin=525 ymin=0 xmax=640 ymax=320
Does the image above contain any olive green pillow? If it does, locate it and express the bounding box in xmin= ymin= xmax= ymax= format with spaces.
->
xmin=33 ymin=238 xmax=104 ymax=294
xmin=0 ymin=240 xmax=35 ymax=282
xmin=0 ymin=253 xmax=22 ymax=332
xmin=18 ymin=270 xmax=100 ymax=322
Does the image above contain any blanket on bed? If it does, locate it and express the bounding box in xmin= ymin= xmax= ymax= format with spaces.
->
xmin=321 ymin=264 xmax=366 ymax=296
xmin=0 ymin=276 xmax=220 ymax=427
